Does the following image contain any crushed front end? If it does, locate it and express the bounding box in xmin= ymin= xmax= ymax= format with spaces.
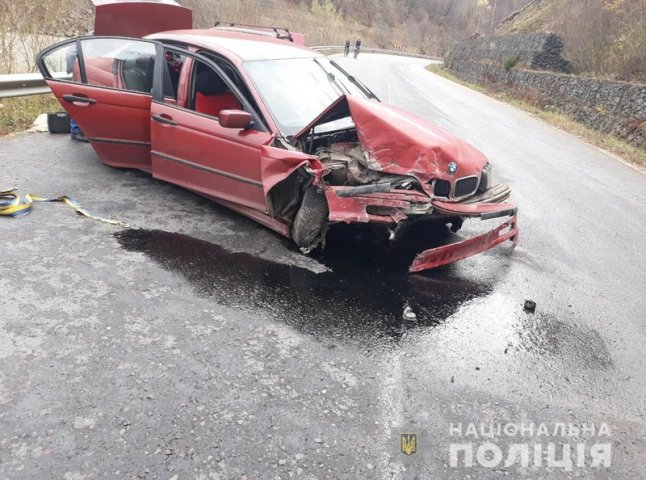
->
xmin=322 ymin=176 xmax=518 ymax=272
xmin=289 ymin=95 xmax=519 ymax=272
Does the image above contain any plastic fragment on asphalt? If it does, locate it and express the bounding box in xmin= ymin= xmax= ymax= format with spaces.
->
xmin=524 ymin=300 xmax=537 ymax=313
xmin=402 ymin=306 xmax=417 ymax=322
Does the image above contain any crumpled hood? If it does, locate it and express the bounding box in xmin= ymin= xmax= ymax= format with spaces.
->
xmin=296 ymin=95 xmax=488 ymax=183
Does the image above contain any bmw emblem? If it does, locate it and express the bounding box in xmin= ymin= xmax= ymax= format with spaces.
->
xmin=448 ymin=162 xmax=458 ymax=174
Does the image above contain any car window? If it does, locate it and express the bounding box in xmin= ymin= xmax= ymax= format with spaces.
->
xmin=244 ymin=57 xmax=367 ymax=136
xmin=39 ymin=37 xmax=155 ymax=94
xmin=40 ymin=42 xmax=77 ymax=82
xmin=39 ymin=37 xmax=157 ymax=95
xmin=198 ymin=52 xmax=261 ymax=113
xmin=81 ymin=38 xmax=156 ymax=93
xmin=188 ymin=58 xmax=244 ymax=119
xmin=162 ymin=50 xmax=186 ymax=101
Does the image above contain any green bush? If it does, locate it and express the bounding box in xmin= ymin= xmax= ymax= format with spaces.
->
xmin=504 ymin=55 xmax=520 ymax=71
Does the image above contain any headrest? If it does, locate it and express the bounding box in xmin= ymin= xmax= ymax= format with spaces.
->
xmin=194 ymin=67 xmax=227 ymax=95
xmin=135 ymin=54 xmax=155 ymax=69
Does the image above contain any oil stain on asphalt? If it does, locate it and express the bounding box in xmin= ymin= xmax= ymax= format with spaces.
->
xmin=114 ymin=224 xmax=612 ymax=370
xmin=114 ymin=222 xmax=494 ymax=341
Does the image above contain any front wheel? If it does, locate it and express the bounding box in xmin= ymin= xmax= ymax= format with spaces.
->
xmin=291 ymin=188 xmax=329 ymax=253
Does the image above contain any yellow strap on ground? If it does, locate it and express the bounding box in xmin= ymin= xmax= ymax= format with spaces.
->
xmin=0 ymin=187 xmax=129 ymax=227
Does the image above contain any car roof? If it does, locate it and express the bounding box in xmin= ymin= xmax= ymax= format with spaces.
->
xmin=148 ymin=29 xmax=322 ymax=62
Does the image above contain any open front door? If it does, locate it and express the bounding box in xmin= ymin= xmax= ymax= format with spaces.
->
xmin=149 ymin=47 xmax=273 ymax=212
xmin=37 ymin=37 xmax=159 ymax=171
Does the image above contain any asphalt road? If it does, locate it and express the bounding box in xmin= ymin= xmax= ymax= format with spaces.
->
xmin=1 ymin=53 xmax=645 ymax=479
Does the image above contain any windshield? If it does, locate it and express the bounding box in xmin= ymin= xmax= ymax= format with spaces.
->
xmin=244 ymin=57 xmax=368 ymax=136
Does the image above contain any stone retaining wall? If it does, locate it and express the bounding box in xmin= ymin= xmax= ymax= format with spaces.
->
xmin=448 ymin=32 xmax=572 ymax=73
xmin=445 ymin=34 xmax=645 ymax=149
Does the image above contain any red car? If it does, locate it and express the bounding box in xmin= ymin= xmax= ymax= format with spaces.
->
xmin=37 ymin=3 xmax=518 ymax=272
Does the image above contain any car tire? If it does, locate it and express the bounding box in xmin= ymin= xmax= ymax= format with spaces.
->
xmin=292 ymin=187 xmax=329 ymax=252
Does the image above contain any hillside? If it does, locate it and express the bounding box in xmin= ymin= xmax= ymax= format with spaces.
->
xmin=2 ymin=0 xmax=642 ymax=82
xmin=184 ymin=0 xmax=536 ymax=55
xmin=496 ymin=0 xmax=646 ymax=82
xmin=1 ymin=0 xmax=533 ymax=73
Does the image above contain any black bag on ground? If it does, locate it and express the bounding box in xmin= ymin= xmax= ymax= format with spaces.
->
xmin=47 ymin=112 xmax=70 ymax=134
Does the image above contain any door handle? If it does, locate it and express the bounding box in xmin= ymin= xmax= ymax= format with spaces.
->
xmin=62 ymin=94 xmax=96 ymax=104
xmin=151 ymin=114 xmax=178 ymax=126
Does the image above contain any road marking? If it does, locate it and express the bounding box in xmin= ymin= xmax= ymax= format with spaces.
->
xmin=377 ymin=354 xmax=405 ymax=479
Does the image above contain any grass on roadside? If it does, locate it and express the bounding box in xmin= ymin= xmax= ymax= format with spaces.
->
xmin=0 ymin=94 xmax=61 ymax=136
xmin=426 ymin=64 xmax=646 ymax=169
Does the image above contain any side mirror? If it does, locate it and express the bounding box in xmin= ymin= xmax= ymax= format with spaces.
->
xmin=219 ymin=110 xmax=252 ymax=129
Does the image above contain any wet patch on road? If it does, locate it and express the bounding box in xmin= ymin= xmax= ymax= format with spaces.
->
xmin=114 ymin=224 xmax=613 ymax=376
xmin=115 ymin=227 xmax=612 ymax=380
xmin=514 ymin=312 xmax=613 ymax=370
xmin=114 ymin=224 xmax=495 ymax=347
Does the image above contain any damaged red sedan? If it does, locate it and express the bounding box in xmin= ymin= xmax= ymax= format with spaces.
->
xmin=37 ymin=20 xmax=518 ymax=272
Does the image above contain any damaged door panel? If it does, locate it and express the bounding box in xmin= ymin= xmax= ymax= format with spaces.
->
xmin=261 ymin=145 xmax=320 ymax=195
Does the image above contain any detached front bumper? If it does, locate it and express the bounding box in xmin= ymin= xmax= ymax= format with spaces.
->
xmin=410 ymin=211 xmax=518 ymax=272
xmin=410 ymin=197 xmax=518 ymax=272
xmin=322 ymin=184 xmax=519 ymax=272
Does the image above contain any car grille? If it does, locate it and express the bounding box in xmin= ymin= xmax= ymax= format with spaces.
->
xmin=454 ymin=176 xmax=479 ymax=197
xmin=434 ymin=179 xmax=451 ymax=197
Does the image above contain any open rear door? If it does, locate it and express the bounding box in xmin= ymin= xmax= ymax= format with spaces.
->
xmin=37 ymin=37 xmax=160 ymax=171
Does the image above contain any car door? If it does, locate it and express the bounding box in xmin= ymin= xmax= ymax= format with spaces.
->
xmin=37 ymin=37 xmax=158 ymax=171
xmin=150 ymin=46 xmax=272 ymax=213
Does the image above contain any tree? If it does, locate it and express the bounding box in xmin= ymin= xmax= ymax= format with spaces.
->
xmin=311 ymin=0 xmax=342 ymax=24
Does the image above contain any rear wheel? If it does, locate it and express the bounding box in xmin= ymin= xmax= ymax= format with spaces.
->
xmin=291 ymin=188 xmax=329 ymax=252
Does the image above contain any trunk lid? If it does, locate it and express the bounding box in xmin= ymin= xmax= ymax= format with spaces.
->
xmin=92 ymin=0 xmax=192 ymax=37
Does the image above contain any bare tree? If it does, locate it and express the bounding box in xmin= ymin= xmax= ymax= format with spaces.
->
xmin=490 ymin=0 xmax=498 ymax=33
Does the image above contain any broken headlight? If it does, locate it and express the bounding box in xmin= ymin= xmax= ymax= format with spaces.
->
xmin=477 ymin=162 xmax=493 ymax=193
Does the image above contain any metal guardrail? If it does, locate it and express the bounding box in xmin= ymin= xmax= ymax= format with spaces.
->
xmin=0 ymin=46 xmax=441 ymax=99
xmin=0 ymin=73 xmax=50 ymax=99
xmin=311 ymin=45 xmax=443 ymax=62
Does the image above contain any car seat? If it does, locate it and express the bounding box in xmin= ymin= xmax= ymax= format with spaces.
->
xmin=194 ymin=68 xmax=241 ymax=117
xmin=122 ymin=53 xmax=155 ymax=93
